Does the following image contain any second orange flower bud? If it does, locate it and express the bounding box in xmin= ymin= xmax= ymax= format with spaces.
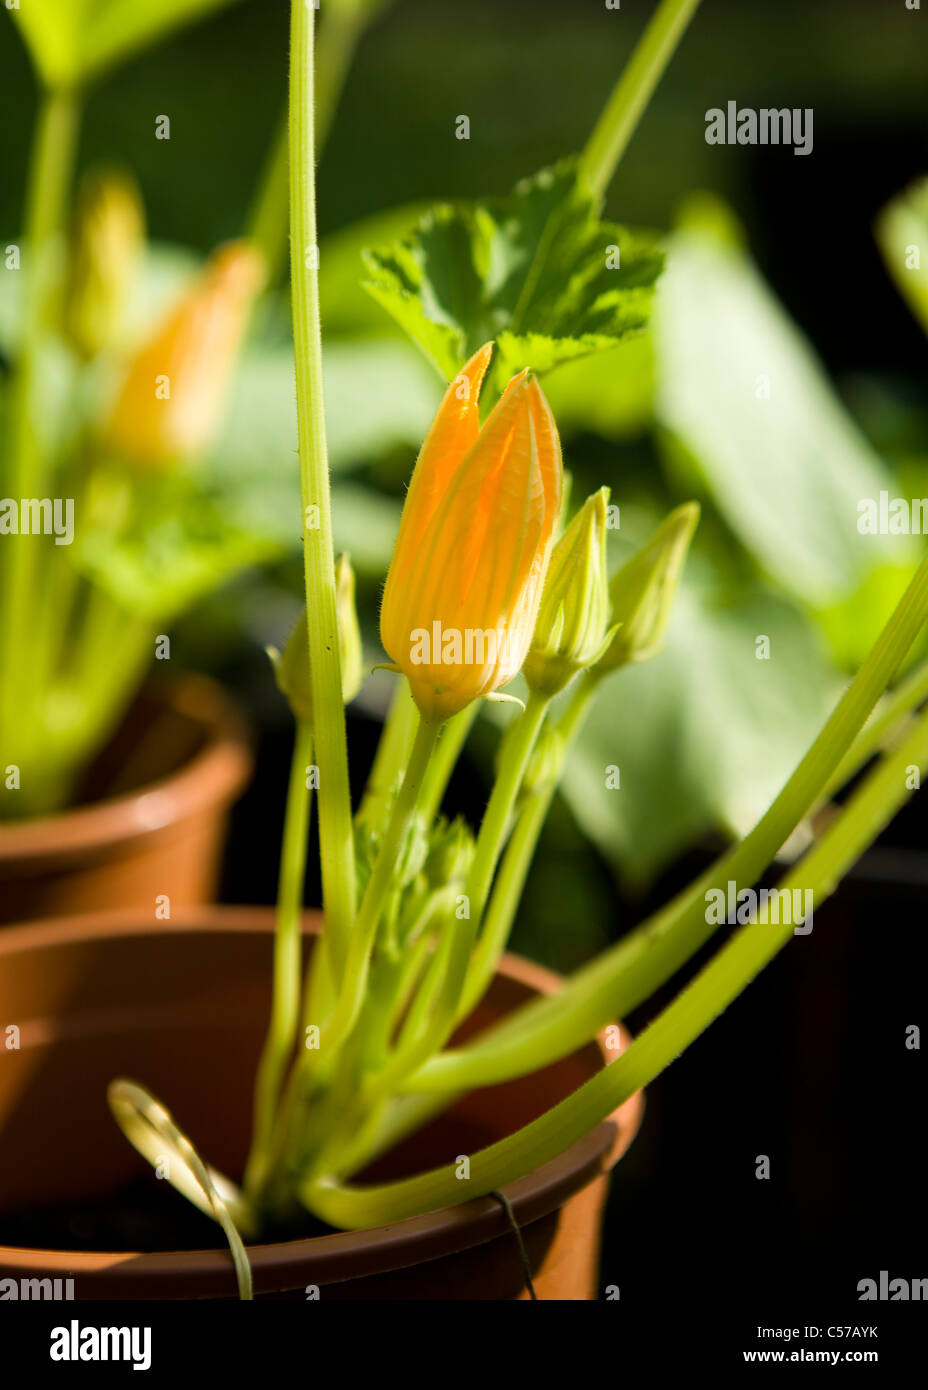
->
xmin=101 ymin=240 xmax=265 ymax=469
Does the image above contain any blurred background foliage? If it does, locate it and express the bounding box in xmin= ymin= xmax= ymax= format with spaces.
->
xmin=2 ymin=0 xmax=927 ymax=966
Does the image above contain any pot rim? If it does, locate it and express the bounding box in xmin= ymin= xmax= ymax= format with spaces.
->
xmin=0 ymin=676 xmax=252 ymax=867
xmin=0 ymin=907 xmax=643 ymax=1296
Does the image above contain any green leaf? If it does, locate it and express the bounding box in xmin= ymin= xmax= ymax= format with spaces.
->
xmin=201 ymin=338 xmax=440 ymax=542
xmin=876 ymin=176 xmax=928 ymax=338
xmin=539 ymin=334 xmax=654 ymax=441
xmin=200 ymin=335 xmax=431 ymax=577
xmin=320 ymin=203 xmax=431 ymax=336
xmin=1 ymin=237 xmax=432 ymax=586
xmin=562 ymin=577 xmax=837 ymax=888
xmin=654 ymin=198 xmax=909 ymax=610
xmin=8 ymin=0 xmax=246 ymax=88
xmin=362 ymin=161 xmax=663 ymax=384
xmin=77 ymin=473 xmax=281 ymax=624
xmin=330 ymin=482 xmax=403 ymax=576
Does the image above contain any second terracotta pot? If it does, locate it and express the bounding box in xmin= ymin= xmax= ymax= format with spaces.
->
xmin=0 ymin=675 xmax=252 ymax=926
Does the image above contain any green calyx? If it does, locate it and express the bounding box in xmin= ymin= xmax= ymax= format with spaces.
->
xmin=271 ymin=554 xmax=362 ymax=723
xmin=524 ymin=486 xmax=615 ymax=696
xmin=595 ymin=501 xmax=699 ymax=675
xmin=424 ymin=815 xmax=474 ymax=888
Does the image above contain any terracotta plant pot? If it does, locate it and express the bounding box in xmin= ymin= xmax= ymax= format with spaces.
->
xmin=0 ymin=676 xmax=252 ymax=926
xmin=0 ymin=908 xmax=642 ymax=1300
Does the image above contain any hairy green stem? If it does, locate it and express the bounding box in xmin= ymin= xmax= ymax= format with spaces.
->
xmin=1 ymin=85 xmax=80 ymax=752
xmin=578 ymin=0 xmax=703 ymax=202
xmin=467 ymin=692 xmax=551 ymax=920
xmin=307 ymin=716 xmax=439 ymax=1060
xmin=244 ymin=719 xmax=314 ymax=1198
xmin=419 ymin=705 xmax=479 ymax=824
xmin=459 ymin=674 xmax=598 ymax=1017
xmin=264 ymin=715 xmax=439 ymax=1194
xmin=817 ymin=650 xmax=928 ymax=804
xmin=303 ymin=702 xmax=928 ymax=1228
xmin=290 ymin=0 xmax=355 ymax=978
xmin=357 ymin=677 xmax=418 ymax=834
xmin=411 ymin=549 xmax=928 ymax=1092
xmin=294 ymin=697 xmax=546 ymax=1188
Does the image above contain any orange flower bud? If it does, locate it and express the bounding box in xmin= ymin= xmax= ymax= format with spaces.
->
xmin=101 ymin=240 xmax=265 ymax=468
xmin=380 ymin=344 xmax=563 ymax=723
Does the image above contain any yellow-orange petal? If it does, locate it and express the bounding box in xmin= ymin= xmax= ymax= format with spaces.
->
xmin=396 ymin=342 xmax=495 ymax=554
xmin=383 ymin=373 xmax=534 ymax=658
xmin=380 ymin=359 xmax=564 ymax=722
xmin=101 ymin=240 xmax=265 ymax=468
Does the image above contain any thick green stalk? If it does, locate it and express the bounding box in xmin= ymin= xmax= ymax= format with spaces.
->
xmin=356 ymin=677 xmax=418 ymax=834
xmin=294 ymin=696 xmax=547 ymax=1185
xmin=420 ymin=693 xmax=550 ymax=1045
xmin=578 ymin=0 xmax=703 ymax=203
xmin=303 ymin=703 xmax=928 ymax=1227
xmin=459 ymin=675 xmax=597 ymax=1016
xmin=357 ymin=689 xmax=474 ymax=857
xmin=307 ymin=716 xmax=439 ymax=1060
xmin=244 ymin=720 xmax=314 ymax=1198
xmin=412 ymin=549 xmax=928 ymax=1091
xmin=289 ymin=0 xmax=355 ymax=977
xmin=1 ymin=85 xmax=80 ymax=750
xmin=263 ymin=714 xmax=440 ymax=1195
xmin=467 ymin=691 xmax=551 ymax=920
xmin=309 ymin=896 xmax=459 ymax=1180
xmin=418 ymin=705 xmax=479 ymax=824
xmin=817 ymin=650 xmax=928 ymax=804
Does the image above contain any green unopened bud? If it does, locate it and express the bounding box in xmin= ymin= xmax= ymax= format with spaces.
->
xmin=334 ymin=553 xmax=363 ymax=701
xmin=595 ymin=502 xmax=699 ymax=674
xmin=521 ymin=723 xmax=565 ymax=799
xmin=425 ymin=816 xmax=474 ymax=887
xmin=63 ymin=167 xmax=144 ymax=360
xmin=524 ymin=487 xmax=614 ymax=696
xmin=395 ymin=811 xmax=429 ymax=890
xmin=270 ymin=555 xmax=363 ymax=722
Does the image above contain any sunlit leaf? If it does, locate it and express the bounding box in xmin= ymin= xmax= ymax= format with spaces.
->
xmin=363 ymin=161 xmax=663 ymax=385
xmin=876 ymin=176 xmax=928 ymax=338
xmin=9 ymin=0 xmax=246 ymax=88
xmin=563 ymin=576 xmax=837 ymax=887
xmin=76 ymin=473 xmax=281 ymax=623
xmin=654 ymin=198 xmax=907 ymax=609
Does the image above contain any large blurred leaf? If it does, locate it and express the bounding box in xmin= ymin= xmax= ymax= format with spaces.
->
xmin=330 ymin=482 xmax=402 ymax=575
xmin=563 ymin=576 xmax=836 ymax=887
xmin=876 ymin=176 xmax=928 ymax=338
xmin=8 ymin=0 xmax=246 ymax=88
xmin=543 ymin=334 xmax=654 ymax=442
xmin=320 ymin=203 xmax=430 ymax=336
xmin=76 ymin=474 xmax=400 ymax=636
xmin=77 ymin=473 xmax=281 ymax=623
xmin=655 ymin=200 xmax=905 ymax=610
xmin=0 ymin=239 xmax=199 ymax=359
xmin=202 ymin=337 xmax=439 ymax=544
xmin=363 ymin=161 xmax=663 ymax=384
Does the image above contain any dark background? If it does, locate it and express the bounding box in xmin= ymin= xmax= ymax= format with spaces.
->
xmin=2 ymin=0 xmax=925 ymax=1317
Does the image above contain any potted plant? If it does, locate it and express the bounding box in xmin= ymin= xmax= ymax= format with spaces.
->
xmin=0 ymin=0 xmax=285 ymax=918
xmin=3 ymin=0 xmax=928 ymax=1303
